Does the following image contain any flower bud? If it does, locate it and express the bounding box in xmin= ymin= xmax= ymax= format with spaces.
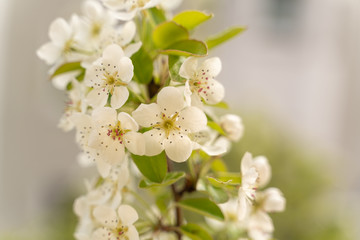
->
xmin=220 ymin=114 xmax=244 ymax=141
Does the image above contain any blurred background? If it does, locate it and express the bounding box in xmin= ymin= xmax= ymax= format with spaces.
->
xmin=0 ymin=0 xmax=359 ymax=239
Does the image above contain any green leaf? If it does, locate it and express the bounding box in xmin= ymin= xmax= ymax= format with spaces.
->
xmin=168 ymin=55 xmax=186 ymax=83
xmin=173 ymin=10 xmax=213 ymax=30
xmin=131 ymin=47 xmax=154 ymax=84
xmin=50 ymin=62 xmax=83 ymax=79
xmin=205 ymin=183 xmax=229 ymax=204
xmin=160 ymin=39 xmax=208 ymax=57
xmin=207 ymin=121 xmax=226 ymax=135
xmin=206 ymin=174 xmax=241 ymax=188
xmin=139 ymin=171 xmax=185 ymax=188
xmin=177 ymin=198 xmax=224 ymax=221
xmin=152 ymin=21 xmax=189 ymax=49
xmin=209 ymin=101 xmax=229 ymax=109
xmin=147 ymin=7 xmax=166 ymax=25
xmin=206 ymin=26 xmax=246 ymax=50
xmin=211 ymin=158 xmax=228 ymax=172
xmin=131 ymin=152 xmax=167 ymax=183
xmin=180 ymin=223 xmax=212 ymax=240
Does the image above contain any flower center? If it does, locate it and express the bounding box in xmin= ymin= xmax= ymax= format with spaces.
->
xmin=63 ymin=39 xmax=75 ymax=55
xmin=153 ymin=113 xmax=180 ymax=137
xmin=91 ymin=23 xmax=102 ymax=37
xmin=102 ymin=71 xmax=128 ymax=94
xmin=107 ymin=121 xmax=129 ymax=144
xmin=107 ymin=223 xmax=129 ymax=240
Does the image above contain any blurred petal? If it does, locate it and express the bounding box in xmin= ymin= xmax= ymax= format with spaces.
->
xmin=118 ymin=57 xmax=134 ymax=82
xmin=179 ymin=57 xmax=197 ymax=79
xmin=143 ymin=129 xmax=165 ymax=156
xmin=124 ymin=132 xmax=145 ymax=155
xmin=86 ymin=88 xmax=109 ymax=109
xmin=111 ymin=86 xmax=129 ymax=109
xmin=164 ymin=134 xmax=192 ymax=163
xmin=118 ymin=112 xmax=138 ymax=131
xmin=132 ymin=103 xmax=162 ymax=127
xmin=93 ymin=205 xmax=117 ymax=228
xmin=117 ymin=204 xmax=138 ymax=225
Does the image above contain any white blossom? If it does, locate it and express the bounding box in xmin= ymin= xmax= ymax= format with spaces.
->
xmin=70 ymin=108 xmax=144 ymax=177
xmin=92 ymin=205 xmax=139 ymax=240
xmin=37 ymin=16 xmax=84 ymax=65
xmin=85 ymin=44 xmax=133 ymax=109
xmin=132 ymin=86 xmax=207 ymax=162
xmin=190 ymin=127 xmax=229 ymax=156
xmin=220 ymin=114 xmax=244 ymax=142
xmin=58 ymin=79 xmax=88 ymax=132
xmin=102 ymin=0 xmax=160 ymax=20
xmin=179 ymin=57 xmax=225 ymax=106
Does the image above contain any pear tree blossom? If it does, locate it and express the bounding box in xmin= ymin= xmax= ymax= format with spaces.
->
xmin=179 ymin=56 xmax=225 ymax=106
xmin=101 ymin=0 xmax=159 ymax=20
xmin=37 ymin=16 xmax=85 ymax=65
xmin=92 ymin=205 xmax=139 ymax=240
xmin=85 ymin=44 xmax=133 ymax=109
xmin=38 ymin=2 xmax=286 ymax=239
xmin=132 ymin=86 xmax=207 ymax=162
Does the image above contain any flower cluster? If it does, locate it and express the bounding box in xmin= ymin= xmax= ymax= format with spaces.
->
xmin=38 ymin=1 xmax=285 ymax=239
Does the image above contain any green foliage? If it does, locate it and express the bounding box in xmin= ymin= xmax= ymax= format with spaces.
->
xmin=178 ymin=198 xmax=224 ymax=221
xmin=131 ymin=47 xmax=154 ymax=84
xmin=206 ymin=26 xmax=246 ymax=49
xmin=50 ymin=61 xmax=84 ymax=79
xmin=173 ymin=10 xmax=213 ymax=30
xmin=147 ymin=7 xmax=166 ymax=25
xmin=180 ymin=223 xmax=212 ymax=240
xmin=131 ymin=152 xmax=167 ymax=183
xmin=139 ymin=171 xmax=185 ymax=188
xmin=160 ymin=39 xmax=208 ymax=57
xmin=152 ymin=21 xmax=189 ymax=49
xmin=207 ymin=121 xmax=226 ymax=135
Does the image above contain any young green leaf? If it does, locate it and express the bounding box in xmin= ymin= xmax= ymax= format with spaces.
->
xmin=207 ymin=121 xmax=226 ymax=135
xmin=173 ymin=10 xmax=213 ymax=30
xmin=177 ymin=198 xmax=224 ymax=221
xmin=131 ymin=152 xmax=167 ymax=183
xmin=131 ymin=47 xmax=154 ymax=84
xmin=206 ymin=26 xmax=246 ymax=49
xmin=160 ymin=39 xmax=208 ymax=57
xmin=50 ymin=62 xmax=84 ymax=79
xmin=180 ymin=223 xmax=212 ymax=240
xmin=147 ymin=7 xmax=166 ymax=25
xmin=152 ymin=21 xmax=189 ymax=49
xmin=208 ymin=101 xmax=229 ymax=109
xmin=139 ymin=171 xmax=185 ymax=188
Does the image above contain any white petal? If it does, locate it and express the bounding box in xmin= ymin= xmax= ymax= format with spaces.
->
xmin=96 ymin=158 xmax=112 ymax=178
xmin=93 ymin=205 xmax=118 ymax=228
xmin=73 ymin=196 xmax=88 ymax=217
xmin=118 ymin=57 xmax=134 ymax=82
xmin=199 ymin=57 xmax=222 ymax=77
xmin=119 ymin=21 xmax=136 ymax=45
xmin=124 ymin=132 xmax=145 ymax=155
xmin=126 ymin=225 xmax=139 ymax=240
xmin=52 ymin=70 xmax=79 ymax=90
xmin=177 ymin=106 xmax=207 ymax=133
xmin=101 ymin=141 xmax=126 ymax=165
xmin=157 ymin=87 xmax=185 ymax=115
xmin=124 ymin=42 xmax=142 ymax=57
xmin=92 ymin=107 xmax=117 ymax=126
xmin=118 ymin=112 xmax=138 ymax=131
xmin=179 ymin=57 xmax=198 ymax=79
xmin=241 ymin=152 xmax=253 ymax=176
xmin=184 ymin=81 xmax=192 ymax=106
xmin=117 ymin=204 xmax=138 ymax=225
xmin=86 ymin=88 xmax=109 ymax=109
xmin=164 ymin=134 xmax=192 ymax=163
xmin=102 ymin=44 xmax=125 ymax=66
xmin=161 ymin=0 xmax=183 ymax=10
xmin=83 ymin=0 xmax=103 ymax=20
xmin=143 ymin=129 xmax=165 ymax=156
xmin=36 ymin=42 xmax=61 ymax=65
xmin=237 ymin=188 xmax=250 ymax=221
xmin=132 ymin=103 xmax=162 ymax=127
xmin=114 ymin=10 xmax=137 ymax=21
xmin=253 ymin=156 xmax=272 ymax=188
xmin=49 ymin=18 xmax=72 ymax=45
xmin=111 ymin=86 xmax=129 ymax=109
xmin=91 ymin=228 xmax=107 ymax=240
xmin=262 ymin=188 xmax=286 ymax=213
xmin=199 ymin=78 xmax=225 ymax=104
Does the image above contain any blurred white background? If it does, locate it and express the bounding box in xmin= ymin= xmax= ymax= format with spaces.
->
xmin=0 ymin=0 xmax=359 ymax=236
